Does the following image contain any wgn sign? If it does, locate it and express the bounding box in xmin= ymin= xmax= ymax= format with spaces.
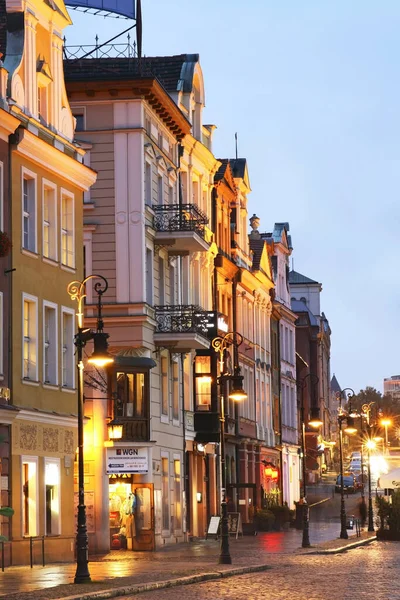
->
xmin=106 ymin=447 xmax=148 ymax=474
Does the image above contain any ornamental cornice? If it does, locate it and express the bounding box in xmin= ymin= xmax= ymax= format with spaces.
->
xmin=14 ymin=128 xmax=97 ymax=191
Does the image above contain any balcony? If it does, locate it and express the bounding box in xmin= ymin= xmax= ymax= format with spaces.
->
xmin=154 ymin=305 xmax=211 ymax=352
xmin=153 ymin=204 xmax=210 ymax=254
xmin=111 ymin=417 xmax=150 ymax=442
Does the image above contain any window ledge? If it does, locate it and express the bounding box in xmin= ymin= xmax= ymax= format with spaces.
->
xmin=61 ymin=386 xmax=76 ymax=394
xmin=21 ymin=248 xmax=39 ymax=259
xmin=61 ymin=264 xmax=76 ymax=274
xmin=43 ymin=383 xmax=59 ymax=390
xmin=22 ymin=379 xmax=39 ymax=386
xmin=160 ymin=414 xmax=169 ymax=424
xmin=42 ymin=257 xmax=59 ymax=268
xmin=172 ymin=419 xmax=180 ymax=427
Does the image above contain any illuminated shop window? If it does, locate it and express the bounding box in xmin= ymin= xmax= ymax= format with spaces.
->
xmin=22 ymin=457 xmax=38 ymax=537
xmin=45 ymin=458 xmax=60 ymax=535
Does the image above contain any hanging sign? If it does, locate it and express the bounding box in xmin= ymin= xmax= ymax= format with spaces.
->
xmin=65 ymin=0 xmax=135 ymax=19
xmin=106 ymin=447 xmax=148 ymax=474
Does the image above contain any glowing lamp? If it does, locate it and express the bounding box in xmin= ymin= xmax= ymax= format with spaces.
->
xmin=381 ymin=418 xmax=392 ymax=427
xmin=365 ymin=439 xmax=377 ymax=451
xmin=308 ymin=407 xmax=323 ymax=428
xmin=228 ymin=374 xmax=247 ymax=402
xmin=108 ymin=421 xmax=123 ymax=441
xmin=87 ymin=332 xmax=114 ymax=367
xmin=344 ymin=417 xmax=357 ymax=435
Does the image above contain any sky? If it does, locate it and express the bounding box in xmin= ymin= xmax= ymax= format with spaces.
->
xmin=65 ymin=0 xmax=400 ymax=394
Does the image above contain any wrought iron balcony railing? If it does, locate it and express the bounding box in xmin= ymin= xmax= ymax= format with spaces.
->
xmin=153 ymin=204 xmax=208 ymax=239
xmin=154 ymin=305 xmax=209 ymax=336
xmin=113 ymin=417 xmax=150 ymax=442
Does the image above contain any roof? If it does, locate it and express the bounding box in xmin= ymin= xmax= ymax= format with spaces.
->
xmin=214 ymin=159 xmax=229 ymax=183
xmin=330 ymin=374 xmax=342 ymax=394
xmin=288 ymin=270 xmax=320 ymax=285
xmin=249 ymin=238 xmax=265 ymax=271
xmin=261 ymin=222 xmax=292 ymax=249
xmin=291 ymin=299 xmax=318 ymax=326
xmin=64 ymin=54 xmax=199 ymax=93
xmin=229 ymin=158 xmax=247 ymax=179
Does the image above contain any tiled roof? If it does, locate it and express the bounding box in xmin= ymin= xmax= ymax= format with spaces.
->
xmin=214 ymin=159 xmax=229 ymax=183
xmin=330 ymin=374 xmax=341 ymax=394
xmin=229 ymin=158 xmax=246 ymax=178
xmin=249 ymin=238 xmax=265 ymax=271
xmin=288 ymin=270 xmax=319 ymax=285
xmin=63 ymin=54 xmax=199 ymax=92
xmin=291 ymin=299 xmax=318 ymax=326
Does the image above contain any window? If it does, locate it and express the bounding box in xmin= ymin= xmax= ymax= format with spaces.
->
xmin=169 ymin=261 xmax=176 ymax=305
xmin=74 ymin=113 xmax=85 ymax=132
xmin=0 ymin=293 xmax=3 ymax=376
xmin=61 ymin=308 xmax=74 ymax=388
xmin=37 ymin=85 xmax=47 ymax=123
xmin=115 ymin=372 xmax=146 ymax=418
xmin=157 ymin=174 xmax=163 ymax=205
xmin=22 ymin=457 xmax=38 ymax=537
xmin=44 ymin=458 xmax=60 ymax=535
xmin=161 ymin=355 xmax=169 ymax=416
xmin=145 ymin=163 xmax=152 ymax=206
xmin=43 ymin=302 xmax=57 ymax=385
xmin=146 ymin=248 xmax=153 ymax=304
xmin=61 ymin=191 xmax=74 ymax=268
xmin=22 ymin=172 xmax=37 ymax=252
xmin=42 ymin=182 xmax=57 ymax=260
xmin=174 ymin=458 xmax=182 ymax=530
xmin=168 ymin=184 xmax=174 ymax=205
xmin=162 ymin=456 xmax=169 ymax=531
xmin=83 ymin=151 xmax=91 ymax=203
xmin=159 ymin=257 xmax=165 ymax=304
xmin=194 ymin=355 xmax=211 ymax=411
xmin=172 ymin=360 xmax=179 ymax=422
xmin=0 ymin=161 xmax=3 ymax=231
xmin=22 ymin=294 xmax=38 ymax=380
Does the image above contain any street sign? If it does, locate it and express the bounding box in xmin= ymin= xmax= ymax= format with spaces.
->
xmin=106 ymin=447 xmax=148 ymax=474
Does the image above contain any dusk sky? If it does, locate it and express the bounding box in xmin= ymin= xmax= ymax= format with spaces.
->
xmin=65 ymin=1 xmax=400 ymax=394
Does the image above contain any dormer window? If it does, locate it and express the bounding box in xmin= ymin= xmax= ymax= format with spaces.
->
xmin=36 ymin=56 xmax=52 ymax=125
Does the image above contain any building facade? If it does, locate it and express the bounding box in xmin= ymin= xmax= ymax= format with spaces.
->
xmin=1 ymin=0 xmax=95 ymax=565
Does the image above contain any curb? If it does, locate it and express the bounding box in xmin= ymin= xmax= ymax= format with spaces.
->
xmin=57 ymin=564 xmax=272 ymax=600
xmin=305 ymin=535 xmax=377 ymax=555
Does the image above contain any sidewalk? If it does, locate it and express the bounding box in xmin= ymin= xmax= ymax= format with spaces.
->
xmin=0 ymin=524 xmax=377 ymax=600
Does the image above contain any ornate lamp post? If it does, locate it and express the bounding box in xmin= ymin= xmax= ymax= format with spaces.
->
xmin=67 ymin=275 xmax=114 ymax=584
xmin=381 ymin=418 xmax=392 ymax=454
xmin=211 ymin=332 xmax=247 ymax=565
xmin=299 ymin=373 xmax=321 ymax=548
xmin=362 ymin=402 xmax=375 ymax=532
xmin=337 ymin=388 xmax=357 ymax=539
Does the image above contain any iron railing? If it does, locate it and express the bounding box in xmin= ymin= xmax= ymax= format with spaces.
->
xmin=63 ymin=35 xmax=137 ymax=60
xmin=153 ymin=204 xmax=208 ymax=238
xmin=154 ymin=305 xmax=209 ymax=336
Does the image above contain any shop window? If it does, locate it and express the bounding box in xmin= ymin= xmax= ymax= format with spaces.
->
xmin=22 ymin=457 xmax=38 ymax=537
xmin=162 ymin=457 xmax=169 ymax=531
xmin=194 ymin=355 xmax=211 ymax=411
xmin=115 ymin=371 xmax=146 ymax=418
xmin=174 ymin=459 xmax=181 ymax=530
xmin=45 ymin=458 xmax=60 ymax=535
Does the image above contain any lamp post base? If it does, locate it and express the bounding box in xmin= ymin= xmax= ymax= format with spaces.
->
xmin=219 ymin=501 xmax=232 ymax=565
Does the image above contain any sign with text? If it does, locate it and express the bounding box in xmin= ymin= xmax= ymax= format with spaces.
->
xmin=106 ymin=447 xmax=148 ymax=474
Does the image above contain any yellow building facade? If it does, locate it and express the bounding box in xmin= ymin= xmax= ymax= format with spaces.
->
xmin=1 ymin=0 xmax=95 ymax=564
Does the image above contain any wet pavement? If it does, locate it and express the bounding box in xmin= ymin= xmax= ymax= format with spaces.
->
xmin=0 ymin=520 xmax=374 ymax=600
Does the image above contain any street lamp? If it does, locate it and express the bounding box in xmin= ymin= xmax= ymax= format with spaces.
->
xmin=380 ymin=418 xmax=392 ymax=454
xmin=211 ymin=332 xmax=247 ymax=565
xmin=300 ymin=373 xmax=321 ymax=548
xmin=67 ymin=275 xmax=114 ymax=584
xmin=337 ymin=388 xmax=356 ymax=539
xmin=365 ymin=438 xmax=376 ymax=532
xmin=362 ymin=402 xmax=375 ymax=533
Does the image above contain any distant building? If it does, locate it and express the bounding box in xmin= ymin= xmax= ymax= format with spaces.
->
xmin=384 ymin=375 xmax=400 ymax=401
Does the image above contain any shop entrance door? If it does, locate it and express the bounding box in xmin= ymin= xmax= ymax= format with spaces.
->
xmin=131 ymin=483 xmax=155 ymax=551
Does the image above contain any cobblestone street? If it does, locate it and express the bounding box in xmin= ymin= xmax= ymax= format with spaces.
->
xmin=126 ymin=542 xmax=399 ymax=600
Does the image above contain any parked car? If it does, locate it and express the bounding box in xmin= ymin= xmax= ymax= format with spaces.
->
xmin=335 ymin=474 xmax=356 ymax=494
